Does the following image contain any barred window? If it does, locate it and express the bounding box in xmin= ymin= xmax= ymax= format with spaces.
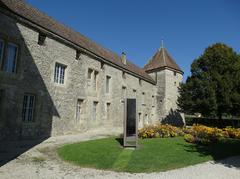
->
xmin=22 ymin=94 xmax=36 ymax=122
xmin=54 ymin=63 xmax=66 ymax=84
xmin=3 ymin=43 xmax=18 ymax=73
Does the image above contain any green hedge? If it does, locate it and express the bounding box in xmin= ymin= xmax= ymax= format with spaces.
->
xmin=185 ymin=117 xmax=240 ymax=128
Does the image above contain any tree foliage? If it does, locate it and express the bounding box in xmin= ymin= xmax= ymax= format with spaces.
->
xmin=178 ymin=43 xmax=240 ymax=119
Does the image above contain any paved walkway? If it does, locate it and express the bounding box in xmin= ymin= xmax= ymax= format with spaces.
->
xmin=0 ymin=129 xmax=240 ymax=179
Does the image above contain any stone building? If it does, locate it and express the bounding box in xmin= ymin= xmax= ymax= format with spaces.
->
xmin=0 ymin=0 xmax=184 ymax=140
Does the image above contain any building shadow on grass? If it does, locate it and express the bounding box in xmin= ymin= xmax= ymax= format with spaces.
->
xmin=115 ymin=137 xmax=124 ymax=146
xmin=179 ymin=139 xmax=240 ymax=169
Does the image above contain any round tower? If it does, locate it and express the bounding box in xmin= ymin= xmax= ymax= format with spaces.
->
xmin=144 ymin=44 xmax=185 ymax=126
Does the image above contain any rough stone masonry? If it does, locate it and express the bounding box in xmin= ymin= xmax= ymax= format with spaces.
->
xmin=0 ymin=0 xmax=184 ymax=140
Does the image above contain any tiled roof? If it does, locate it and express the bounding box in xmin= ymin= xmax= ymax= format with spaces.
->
xmin=0 ymin=0 xmax=155 ymax=83
xmin=144 ymin=48 xmax=183 ymax=73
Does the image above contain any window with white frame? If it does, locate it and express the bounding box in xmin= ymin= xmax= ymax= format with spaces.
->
xmin=106 ymin=75 xmax=111 ymax=93
xmin=54 ymin=63 xmax=66 ymax=84
xmin=76 ymin=99 xmax=83 ymax=121
xmin=92 ymin=101 xmax=98 ymax=120
xmin=22 ymin=94 xmax=36 ymax=122
xmin=0 ymin=39 xmax=4 ymax=66
xmin=3 ymin=42 xmax=18 ymax=73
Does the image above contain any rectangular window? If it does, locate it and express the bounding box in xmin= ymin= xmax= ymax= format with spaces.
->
xmin=38 ymin=33 xmax=46 ymax=45
xmin=76 ymin=99 xmax=83 ymax=121
xmin=3 ymin=43 xmax=18 ymax=73
xmin=54 ymin=63 xmax=66 ymax=84
xmin=22 ymin=94 xmax=36 ymax=122
xmin=138 ymin=112 xmax=142 ymax=123
xmin=122 ymin=86 xmax=126 ymax=98
xmin=139 ymin=79 xmax=142 ymax=86
xmin=133 ymin=89 xmax=137 ymax=97
xmin=0 ymin=39 xmax=4 ymax=66
xmin=152 ymin=95 xmax=155 ymax=107
xmin=92 ymin=101 xmax=98 ymax=120
xmin=93 ymin=71 xmax=98 ymax=90
xmin=106 ymin=76 xmax=111 ymax=93
xmin=122 ymin=71 xmax=126 ymax=79
xmin=142 ymin=92 xmax=145 ymax=105
xmin=106 ymin=103 xmax=111 ymax=120
xmin=144 ymin=114 xmax=148 ymax=124
xmin=88 ymin=68 xmax=93 ymax=79
xmin=174 ymin=71 xmax=176 ymax=76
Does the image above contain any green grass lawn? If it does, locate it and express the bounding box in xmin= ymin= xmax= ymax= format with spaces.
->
xmin=57 ymin=137 xmax=240 ymax=173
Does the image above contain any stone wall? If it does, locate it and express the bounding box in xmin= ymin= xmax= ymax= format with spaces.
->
xmin=0 ymin=9 xmax=158 ymax=139
xmin=153 ymin=69 xmax=184 ymax=126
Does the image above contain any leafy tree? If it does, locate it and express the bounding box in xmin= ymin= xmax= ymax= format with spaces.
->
xmin=178 ymin=43 xmax=240 ymax=122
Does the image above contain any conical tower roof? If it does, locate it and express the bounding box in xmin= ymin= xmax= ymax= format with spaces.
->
xmin=144 ymin=47 xmax=183 ymax=73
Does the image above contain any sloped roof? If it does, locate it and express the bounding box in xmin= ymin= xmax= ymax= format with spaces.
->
xmin=0 ymin=0 xmax=155 ymax=83
xmin=144 ymin=48 xmax=183 ymax=73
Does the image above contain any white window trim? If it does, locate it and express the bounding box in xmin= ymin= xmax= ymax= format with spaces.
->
xmin=4 ymin=42 xmax=18 ymax=73
xmin=54 ymin=62 xmax=66 ymax=85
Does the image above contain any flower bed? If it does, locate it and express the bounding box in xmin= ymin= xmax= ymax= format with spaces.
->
xmin=138 ymin=124 xmax=184 ymax=139
xmin=138 ymin=124 xmax=240 ymax=145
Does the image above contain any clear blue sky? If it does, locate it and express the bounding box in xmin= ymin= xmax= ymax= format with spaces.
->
xmin=27 ymin=0 xmax=240 ymax=80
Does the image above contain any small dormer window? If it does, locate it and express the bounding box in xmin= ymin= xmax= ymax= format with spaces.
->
xmin=38 ymin=33 xmax=46 ymax=45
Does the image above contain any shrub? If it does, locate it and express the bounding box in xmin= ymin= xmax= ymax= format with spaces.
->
xmin=139 ymin=123 xmax=240 ymax=145
xmin=184 ymin=134 xmax=195 ymax=143
xmin=223 ymin=126 xmax=240 ymax=139
xmin=138 ymin=124 xmax=184 ymax=139
xmin=183 ymin=124 xmax=228 ymax=144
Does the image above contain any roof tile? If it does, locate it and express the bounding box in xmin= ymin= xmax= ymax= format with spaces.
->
xmin=0 ymin=0 xmax=155 ymax=83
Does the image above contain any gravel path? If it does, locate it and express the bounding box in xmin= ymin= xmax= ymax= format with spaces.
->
xmin=0 ymin=128 xmax=240 ymax=179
